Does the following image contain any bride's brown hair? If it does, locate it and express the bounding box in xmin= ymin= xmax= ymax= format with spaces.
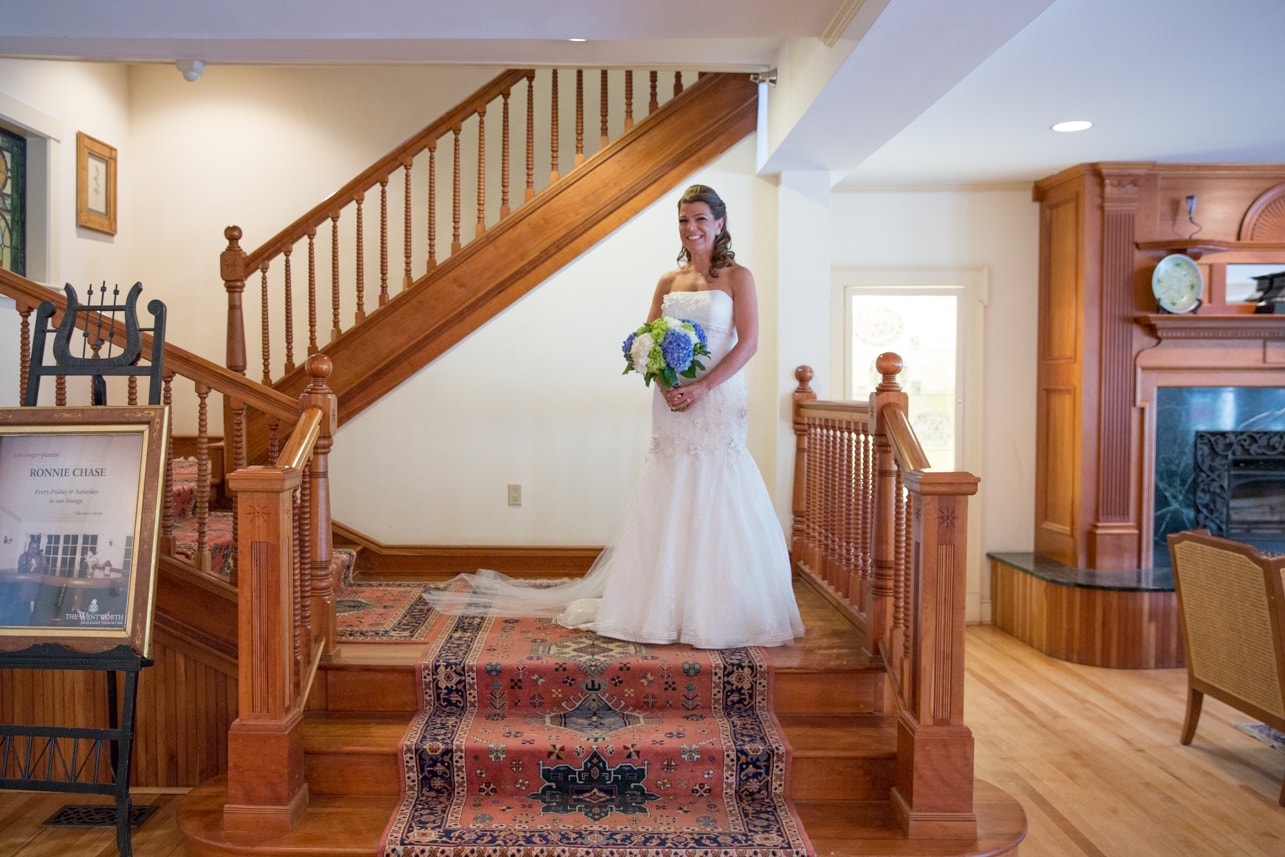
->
xmin=676 ymin=184 xmax=735 ymax=278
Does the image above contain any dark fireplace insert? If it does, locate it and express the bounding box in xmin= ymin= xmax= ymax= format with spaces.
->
xmin=1194 ymin=430 xmax=1285 ymax=543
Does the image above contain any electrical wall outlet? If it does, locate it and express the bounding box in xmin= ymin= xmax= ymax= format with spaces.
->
xmin=507 ymin=483 xmax=522 ymax=506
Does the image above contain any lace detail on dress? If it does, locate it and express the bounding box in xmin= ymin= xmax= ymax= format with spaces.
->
xmin=651 ymin=291 xmax=748 ymax=458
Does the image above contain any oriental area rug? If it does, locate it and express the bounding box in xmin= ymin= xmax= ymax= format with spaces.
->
xmin=335 ymin=568 xmax=437 ymax=641
xmin=381 ymin=611 xmax=812 ymax=857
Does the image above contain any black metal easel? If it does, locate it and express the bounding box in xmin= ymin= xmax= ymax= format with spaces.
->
xmin=1 ymin=281 xmax=167 ymax=854
xmin=0 ymin=644 xmax=153 ymax=856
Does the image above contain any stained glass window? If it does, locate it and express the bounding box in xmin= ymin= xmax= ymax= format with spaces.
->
xmin=0 ymin=127 xmax=26 ymax=276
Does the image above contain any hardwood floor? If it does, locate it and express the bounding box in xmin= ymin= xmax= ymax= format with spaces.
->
xmin=2 ymin=625 xmax=1283 ymax=856
xmin=967 ymin=625 xmax=1285 ymax=857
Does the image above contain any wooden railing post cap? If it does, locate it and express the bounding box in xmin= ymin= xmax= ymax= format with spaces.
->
xmin=224 ymin=225 xmax=243 ymax=246
xmin=876 ymin=352 xmax=904 ymax=391
xmin=794 ymin=365 xmax=813 ymax=392
xmin=305 ymin=352 xmax=332 ymax=389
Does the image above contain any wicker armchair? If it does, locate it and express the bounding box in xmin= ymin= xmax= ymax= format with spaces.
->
xmin=1167 ymin=529 xmax=1285 ymax=805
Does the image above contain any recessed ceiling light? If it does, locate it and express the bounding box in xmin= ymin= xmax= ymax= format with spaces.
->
xmin=1051 ymin=120 xmax=1093 ymax=133
xmin=568 ymin=38 xmax=587 ymax=42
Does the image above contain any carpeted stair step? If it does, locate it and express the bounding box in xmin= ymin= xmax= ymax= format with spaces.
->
xmin=778 ymin=713 xmax=896 ymax=802
xmin=303 ymin=711 xmax=410 ymax=796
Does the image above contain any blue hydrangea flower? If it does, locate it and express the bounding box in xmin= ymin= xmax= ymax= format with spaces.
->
xmin=681 ymin=318 xmax=707 ymax=348
xmin=622 ymin=331 xmax=636 ymax=357
xmin=660 ymin=328 xmax=695 ymax=373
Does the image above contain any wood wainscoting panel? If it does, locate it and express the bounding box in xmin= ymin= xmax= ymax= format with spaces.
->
xmin=0 ymin=618 xmax=236 ymax=790
xmin=990 ymin=556 xmax=1183 ymax=669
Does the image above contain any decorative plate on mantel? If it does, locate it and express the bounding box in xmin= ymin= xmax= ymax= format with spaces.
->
xmin=1151 ymin=253 xmax=1203 ymax=313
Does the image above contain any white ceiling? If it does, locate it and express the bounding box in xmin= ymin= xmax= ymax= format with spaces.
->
xmin=2 ymin=0 xmax=1284 ymax=189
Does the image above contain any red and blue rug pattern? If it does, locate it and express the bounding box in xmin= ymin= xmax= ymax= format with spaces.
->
xmin=381 ymin=612 xmax=811 ymax=857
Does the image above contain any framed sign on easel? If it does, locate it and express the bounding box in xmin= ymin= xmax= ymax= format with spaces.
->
xmin=0 ymin=406 xmax=169 ymax=857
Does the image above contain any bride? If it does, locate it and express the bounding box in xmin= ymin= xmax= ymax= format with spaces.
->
xmin=424 ymin=184 xmax=804 ymax=649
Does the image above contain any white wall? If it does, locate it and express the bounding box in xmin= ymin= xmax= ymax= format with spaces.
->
xmin=0 ymin=58 xmax=133 ymax=401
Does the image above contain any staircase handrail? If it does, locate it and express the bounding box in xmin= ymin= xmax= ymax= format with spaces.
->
xmin=239 ymin=69 xmax=536 ymax=276
xmin=791 ymin=353 xmax=980 ymax=840
xmin=2 ymin=269 xmax=299 ymax=423
xmin=223 ymin=66 xmax=707 ymax=390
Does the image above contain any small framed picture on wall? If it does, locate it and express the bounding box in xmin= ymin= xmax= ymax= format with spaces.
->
xmin=76 ymin=131 xmax=117 ymax=235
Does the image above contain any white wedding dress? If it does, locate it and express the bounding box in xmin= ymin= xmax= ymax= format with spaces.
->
xmin=424 ymin=289 xmax=804 ymax=649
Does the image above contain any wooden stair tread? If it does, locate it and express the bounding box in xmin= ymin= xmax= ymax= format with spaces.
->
xmin=794 ymin=780 xmax=1025 ymax=856
xmin=179 ymin=777 xmax=397 ymax=856
xmin=778 ymin=713 xmax=896 ymax=757
xmin=303 ymin=711 xmax=410 ymax=753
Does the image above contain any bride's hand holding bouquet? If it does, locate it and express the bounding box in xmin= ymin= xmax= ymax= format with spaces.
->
xmin=621 ymin=317 xmax=710 ymax=410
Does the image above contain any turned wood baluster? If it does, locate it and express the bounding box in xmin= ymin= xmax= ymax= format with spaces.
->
xmin=673 ymin=70 xmax=683 ymax=97
xmin=160 ymin=372 xmax=175 ymax=556
xmin=549 ymin=69 xmax=560 ymax=183
xmin=195 ymin=383 xmax=212 ymax=574
xmin=268 ymin=417 xmax=281 ymax=464
xmin=649 ymin=71 xmax=659 ymax=113
xmin=893 ymin=468 xmax=908 ymax=678
xmin=260 ymin=265 xmax=272 ymax=385
xmin=306 ymin=229 xmax=318 ymax=355
xmin=790 ymin=366 xmax=816 ymax=566
xmin=574 ymin=69 xmax=585 ymax=167
xmin=600 ymin=69 xmax=609 ymax=148
xmin=353 ymin=192 xmax=366 ymax=324
xmin=525 ymin=74 xmax=536 ymax=202
xmin=291 ymin=482 xmax=303 ymax=702
xmin=859 ymin=429 xmax=873 ymax=610
xmin=283 ymin=247 xmax=295 ymax=373
xmin=822 ymin=418 xmax=837 ymax=590
xmin=426 ymin=142 xmax=438 ymax=270
xmin=401 ymin=156 xmax=413 ymax=292
xmin=329 ymin=214 xmax=342 ymax=343
xmin=451 ymin=127 xmax=462 ymax=253
xmin=624 ymin=70 xmax=635 ymax=131
xmin=17 ymin=305 xmax=31 ymax=402
xmin=500 ymin=90 xmax=511 ymax=218
xmin=475 ymin=107 xmax=487 ymax=238
xmin=127 ymin=376 xmax=138 ymax=406
xmin=378 ymin=177 xmax=390 ymax=307
xmin=845 ymin=426 xmax=858 ymax=601
xmin=807 ymin=420 xmax=822 ymax=575
xmin=299 ymin=468 xmax=314 ymax=645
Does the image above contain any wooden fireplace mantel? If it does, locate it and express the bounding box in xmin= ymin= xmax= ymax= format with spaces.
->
xmin=1136 ymin=313 xmax=1285 ymax=340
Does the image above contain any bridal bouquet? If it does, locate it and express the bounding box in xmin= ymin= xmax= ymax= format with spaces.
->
xmin=621 ymin=317 xmax=710 ymax=389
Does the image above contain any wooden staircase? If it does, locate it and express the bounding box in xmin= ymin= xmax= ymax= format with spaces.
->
xmin=178 ymin=581 xmax=1024 ymax=856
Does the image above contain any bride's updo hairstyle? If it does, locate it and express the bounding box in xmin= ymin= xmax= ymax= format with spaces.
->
xmin=676 ymin=184 xmax=736 ymax=278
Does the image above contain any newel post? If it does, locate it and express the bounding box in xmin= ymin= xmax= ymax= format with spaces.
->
xmin=222 ymin=226 xmax=249 ymax=482
xmin=790 ymin=366 xmax=816 ymax=567
xmin=224 ymin=464 xmax=309 ymax=834
xmin=890 ymin=469 xmax=980 ymax=838
xmin=301 ymin=353 xmax=339 ymax=656
xmin=869 ymin=352 xmax=908 ymax=656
